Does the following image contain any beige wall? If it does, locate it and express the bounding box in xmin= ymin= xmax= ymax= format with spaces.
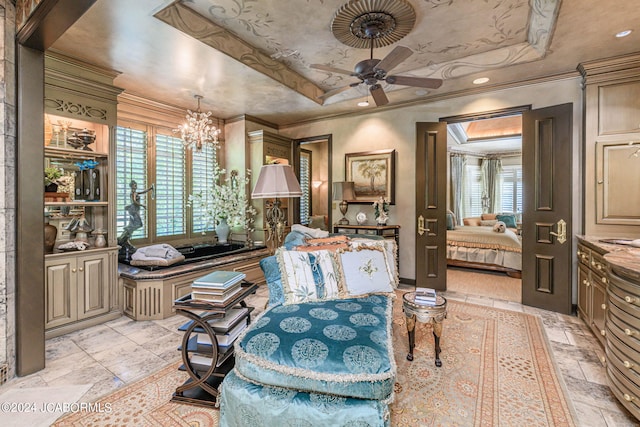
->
xmin=282 ymin=77 xmax=583 ymax=281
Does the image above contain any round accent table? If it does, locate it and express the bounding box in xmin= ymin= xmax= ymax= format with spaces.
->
xmin=402 ymin=292 xmax=447 ymax=367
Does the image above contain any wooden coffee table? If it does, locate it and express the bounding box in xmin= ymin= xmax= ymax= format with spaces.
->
xmin=402 ymin=292 xmax=447 ymax=367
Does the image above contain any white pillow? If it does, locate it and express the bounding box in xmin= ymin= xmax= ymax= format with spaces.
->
xmin=276 ymin=248 xmax=343 ymax=305
xmin=336 ymin=247 xmax=395 ymax=297
xmin=349 ymin=238 xmax=399 ymax=287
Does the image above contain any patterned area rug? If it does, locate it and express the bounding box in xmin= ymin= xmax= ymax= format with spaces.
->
xmin=54 ymin=296 xmax=576 ymax=426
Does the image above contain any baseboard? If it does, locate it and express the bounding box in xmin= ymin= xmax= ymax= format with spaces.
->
xmin=399 ymin=277 xmax=415 ymax=286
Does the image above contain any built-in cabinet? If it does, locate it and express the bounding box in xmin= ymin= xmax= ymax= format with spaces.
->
xmin=43 ymin=52 xmax=123 ymax=338
xmin=579 ymin=53 xmax=640 ymax=237
xmin=577 ymin=238 xmax=609 ymax=347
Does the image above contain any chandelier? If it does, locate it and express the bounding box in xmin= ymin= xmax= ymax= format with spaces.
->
xmin=175 ymin=95 xmax=221 ymax=151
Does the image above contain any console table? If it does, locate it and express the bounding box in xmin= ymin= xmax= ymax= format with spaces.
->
xmin=172 ymin=281 xmax=258 ymax=407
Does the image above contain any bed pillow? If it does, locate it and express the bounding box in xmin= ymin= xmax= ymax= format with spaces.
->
xmin=496 ymin=213 xmax=517 ymax=229
xmin=480 ymin=219 xmax=498 ymax=227
xmin=336 ymin=246 xmax=395 ymax=297
xmin=463 ymin=217 xmax=481 ymax=226
xmin=481 ymin=213 xmax=497 ymax=220
xmin=276 ymin=248 xmax=344 ymax=305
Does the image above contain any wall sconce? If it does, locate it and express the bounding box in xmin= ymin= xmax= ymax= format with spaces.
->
xmin=332 ymin=181 xmax=355 ymax=225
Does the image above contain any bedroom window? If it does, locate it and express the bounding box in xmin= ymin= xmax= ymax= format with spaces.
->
xmin=500 ymin=165 xmax=523 ymax=213
xmin=463 ymin=164 xmax=483 ymax=217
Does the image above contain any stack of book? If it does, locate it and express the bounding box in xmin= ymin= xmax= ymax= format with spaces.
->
xmin=415 ymin=287 xmax=437 ymax=305
xmin=190 ymin=270 xmax=246 ymax=303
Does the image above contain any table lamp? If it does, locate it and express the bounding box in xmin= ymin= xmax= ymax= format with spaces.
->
xmin=333 ymin=181 xmax=355 ymax=225
xmin=252 ymin=164 xmax=302 ymax=251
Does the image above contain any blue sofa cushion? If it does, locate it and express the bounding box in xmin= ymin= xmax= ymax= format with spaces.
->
xmin=234 ymin=294 xmax=396 ymax=400
xmin=219 ymin=370 xmax=391 ymax=427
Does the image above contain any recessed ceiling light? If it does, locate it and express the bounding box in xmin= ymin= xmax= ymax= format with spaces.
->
xmin=616 ymin=29 xmax=632 ymax=38
xmin=473 ymin=77 xmax=490 ymax=85
xmin=357 ymin=100 xmax=369 ymax=107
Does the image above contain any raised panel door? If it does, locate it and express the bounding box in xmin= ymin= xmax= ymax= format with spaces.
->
xmin=76 ymin=253 xmax=109 ymax=320
xmin=45 ymin=257 xmax=77 ymax=328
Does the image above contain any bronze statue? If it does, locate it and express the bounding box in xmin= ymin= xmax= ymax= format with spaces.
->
xmin=118 ymin=180 xmax=154 ymax=258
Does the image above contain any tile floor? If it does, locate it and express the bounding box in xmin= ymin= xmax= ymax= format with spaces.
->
xmin=1 ymin=283 xmax=639 ymax=426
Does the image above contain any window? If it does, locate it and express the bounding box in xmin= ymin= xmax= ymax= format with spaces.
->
xmin=155 ymin=132 xmax=186 ymax=237
xmin=463 ymin=164 xmax=483 ymax=217
xmin=116 ymin=123 xmax=216 ymax=243
xmin=500 ymin=165 xmax=523 ymax=213
xmin=116 ymin=126 xmax=149 ymax=240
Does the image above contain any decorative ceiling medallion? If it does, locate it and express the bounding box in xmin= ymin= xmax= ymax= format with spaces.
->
xmin=331 ymin=0 xmax=416 ymax=49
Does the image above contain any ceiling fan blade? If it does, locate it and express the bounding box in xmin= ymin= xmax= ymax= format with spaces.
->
xmin=386 ymin=75 xmax=443 ymax=89
xmin=370 ymin=84 xmax=389 ymax=106
xmin=310 ymin=64 xmax=355 ymax=76
xmin=318 ymin=85 xmax=354 ymax=101
xmin=373 ymin=46 xmax=413 ymax=73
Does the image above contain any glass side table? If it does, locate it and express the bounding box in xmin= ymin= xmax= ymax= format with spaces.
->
xmin=402 ymin=292 xmax=447 ymax=367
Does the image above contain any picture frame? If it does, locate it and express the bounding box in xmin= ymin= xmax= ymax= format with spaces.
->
xmin=345 ymin=149 xmax=395 ymax=204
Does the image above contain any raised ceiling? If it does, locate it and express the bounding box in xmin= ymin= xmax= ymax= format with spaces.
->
xmin=49 ymin=0 xmax=640 ymax=126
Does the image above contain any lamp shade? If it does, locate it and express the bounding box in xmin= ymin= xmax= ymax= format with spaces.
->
xmin=332 ymin=181 xmax=355 ymax=201
xmin=252 ymin=164 xmax=303 ymax=199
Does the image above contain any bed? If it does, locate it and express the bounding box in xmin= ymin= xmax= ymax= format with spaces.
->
xmin=446 ymin=225 xmax=522 ymax=278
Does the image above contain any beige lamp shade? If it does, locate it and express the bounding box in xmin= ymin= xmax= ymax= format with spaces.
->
xmin=332 ymin=181 xmax=355 ymax=201
xmin=252 ymin=164 xmax=303 ymax=198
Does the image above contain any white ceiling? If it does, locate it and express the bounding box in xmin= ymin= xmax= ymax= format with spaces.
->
xmin=49 ymin=0 xmax=640 ymax=126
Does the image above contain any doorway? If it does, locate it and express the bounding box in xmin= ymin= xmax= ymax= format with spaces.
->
xmin=293 ymin=135 xmax=332 ymax=230
xmin=446 ymin=111 xmax=524 ymax=303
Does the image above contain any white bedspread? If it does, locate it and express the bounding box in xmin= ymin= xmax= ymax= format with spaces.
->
xmin=446 ymin=226 xmax=521 ymax=270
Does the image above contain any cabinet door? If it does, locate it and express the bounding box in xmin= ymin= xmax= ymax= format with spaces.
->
xmin=45 ymin=257 xmax=77 ymax=329
xmin=76 ymin=253 xmax=109 ymax=320
xmin=577 ymin=265 xmax=591 ymax=321
xmin=592 ymin=280 xmax=607 ymax=344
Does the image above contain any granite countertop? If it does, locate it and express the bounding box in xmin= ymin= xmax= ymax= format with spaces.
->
xmin=577 ymin=235 xmax=640 ymax=280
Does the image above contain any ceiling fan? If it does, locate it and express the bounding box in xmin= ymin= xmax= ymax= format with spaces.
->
xmin=311 ymin=25 xmax=443 ymax=106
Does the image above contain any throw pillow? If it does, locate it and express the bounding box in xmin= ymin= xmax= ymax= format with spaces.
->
xmin=496 ymin=213 xmax=517 ymax=229
xmin=305 ymin=235 xmax=349 ymax=245
xmin=480 ymin=219 xmax=498 ymax=227
xmin=349 ymin=239 xmax=399 ymax=287
xmin=276 ymin=248 xmax=344 ymax=305
xmin=481 ymin=213 xmax=497 ymax=220
xmin=463 ymin=217 xmax=481 ymax=226
xmin=336 ymin=247 xmax=395 ymax=297
xmin=493 ymin=221 xmax=506 ymax=233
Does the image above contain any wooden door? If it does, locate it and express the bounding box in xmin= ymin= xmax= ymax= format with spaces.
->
xmin=415 ymin=122 xmax=448 ymax=290
xmin=522 ymin=104 xmax=573 ymax=314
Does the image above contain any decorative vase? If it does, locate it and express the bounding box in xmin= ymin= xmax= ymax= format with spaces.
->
xmin=45 ymin=220 xmax=57 ymax=254
xmin=93 ymin=230 xmax=107 ymax=248
xmin=216 ymin=218 xmax=231 ymax=244
xmin=376 ymin=216 xmax=388 ymax=226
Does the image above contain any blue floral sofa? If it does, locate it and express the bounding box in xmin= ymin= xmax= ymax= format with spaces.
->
xmin=219 ymin=229 xmax=398 ymax=426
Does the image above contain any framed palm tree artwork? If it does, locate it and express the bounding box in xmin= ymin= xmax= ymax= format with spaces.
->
xmin=345 ymin=149 xmax=396 ymax=204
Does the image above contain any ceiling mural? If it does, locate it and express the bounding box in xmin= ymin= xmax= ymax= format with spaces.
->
xmin=174 ymin=0 xmax=557 ymax=102
xmin=47 ymin=0 xmax=640 ymax=125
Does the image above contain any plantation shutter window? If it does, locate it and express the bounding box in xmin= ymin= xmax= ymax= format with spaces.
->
xmin=155 ymin=132 xmax=186 ymax=237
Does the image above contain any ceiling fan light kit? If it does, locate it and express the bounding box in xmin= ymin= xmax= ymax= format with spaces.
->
xmin=313 ymin=0 xmax=443 ymax=107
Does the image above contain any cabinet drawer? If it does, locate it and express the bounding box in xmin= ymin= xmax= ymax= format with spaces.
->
xmin=609 ymin=271 xmax=640 ymax=308
xmin=577 ymin=244 xmax=590 ymax=267
xmin=608 ymin=306 xmax=640 ymax=354
xmin=608 ymin=332 xmax=640 ymax=379
xmin=590 ymin=250 xmax=608 ymax=276
xmin=607 ymin=363 xmax=640 ymax=419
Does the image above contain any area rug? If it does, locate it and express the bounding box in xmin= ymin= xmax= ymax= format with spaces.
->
xmin=53 ymin=295 xmax=576 ymax=427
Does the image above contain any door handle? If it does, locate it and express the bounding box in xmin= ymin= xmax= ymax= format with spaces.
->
xmin=550 ymin=219 xmax=567 ymax=244
xmin=417 ymin=215 xmax=430 ymax=236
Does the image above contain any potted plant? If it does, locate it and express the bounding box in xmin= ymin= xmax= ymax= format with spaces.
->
xmin=44 ymin=166 xmax=62 ymax=192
